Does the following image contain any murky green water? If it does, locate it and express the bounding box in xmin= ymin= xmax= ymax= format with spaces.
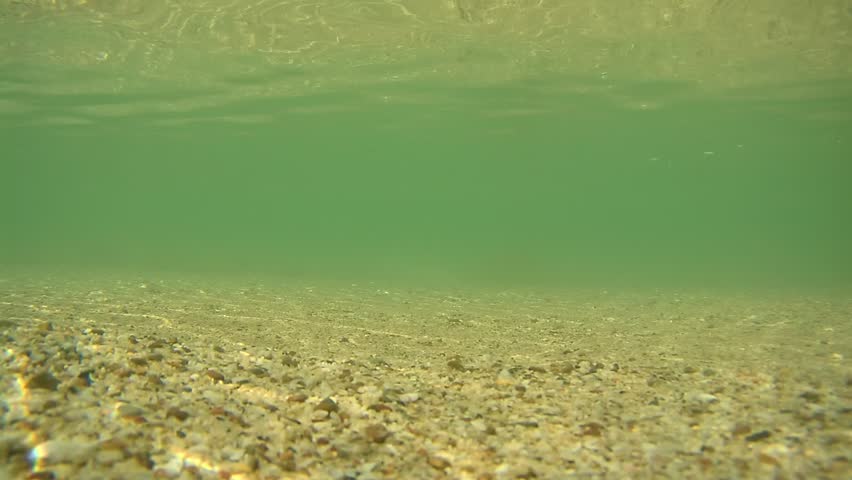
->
xmin=2 ymin=4 xmax=852 ymax=478
xmin=2 ymin=0 xmax=851 ymax=290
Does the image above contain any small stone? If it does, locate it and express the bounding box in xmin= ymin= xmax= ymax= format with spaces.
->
xmin=731 ymin=423 xmax=751 ymax=436
xmin=364 ymin=424 xmax=391 ymax=443
xmin=745 ymin=430 xmax=771 ymax=442
xmin=550 ymin=362 xmax=575 ymax=374
xmin=76 ymin=371 xmax=94 ymax=387
xmin=398 ymin=393 xmax=420 ymax=404
xmin=311 ymin=410 xmax=330 ymax=422
xmin=367 ymin=403 xmax=392 ymax=413
xmin=206 ymin=369 xmax=226 ymax=383
xmin=514 ymin=420 xmax=539 ymax=428
xmin=495 ymin=369 xmax=514 ymax=386
xmin=799 ymin=390 xmax=821 ymax=403
xmin=29 ymin=440 xmax=95 ymax=467
xmin=315 ymin=397 xmax=339 ymax=413
xmin=95 ymin=446 xmax=126 ymax=465
xmin=759 ymin=444 xmax=790 ymax=465
xmin=580 ymin=422 xmax=604 ymax=437
xmin=27 ymin=372 xmax=60 ymax=391
xmin=116 ymin=403 xmax=145 ymax=418
xmin=287 ymin=393 xmax=308 ymax=403
xmin=689 ymin=392 xmax=719 ymax=404
xmin=428 ymin=455 xmax=451 ymax=470
xmin=447 ymin=359 xmax=466 ymax=371
xmin=129 ymin=357 xmax=148 ymax=367
xmin=36 ymin=322 xmax=54 ymax=332
xmin=166 ymin=407 xmax=190 ymax=421
xmin=153 ymin=455 xmax=185 ymax=478
xmin=27 ymin=472 xmax=55 ymax=479
xmin=147 ymin=375 xmax=164 ymax=387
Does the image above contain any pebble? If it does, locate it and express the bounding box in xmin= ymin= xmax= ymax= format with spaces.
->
xmin=689 ymin=392 xmax=719 ymax=404
xmin=29 ymin=440 xmax=96 ymax=467
xmin=364 ymin=424 xmax=391 ymax=443
xmin=27 ymin=372 xmax=60 ymax=391
xmin=2 ymin=278 xmax=848 ymax=480
xmin=315 ymin=397 xmax=339 ymax=413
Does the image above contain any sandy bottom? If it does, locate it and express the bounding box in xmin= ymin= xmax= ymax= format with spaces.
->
xmin=1 ymin=273 xmax=850 ymax=479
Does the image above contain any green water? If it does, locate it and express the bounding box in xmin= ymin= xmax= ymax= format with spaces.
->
xmin=2 ymin=0 xmax=851 ymax=290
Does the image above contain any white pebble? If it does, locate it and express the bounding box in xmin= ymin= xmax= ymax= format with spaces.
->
xmin=29 ymin=440 xmax=96 ymax=466
xmin=399 ymin=393 xmax=420 ymax=404
xmin=689 ymin=392 xmax=719 ymax=404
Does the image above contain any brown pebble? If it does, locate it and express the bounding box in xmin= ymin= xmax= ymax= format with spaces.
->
xmin=278 ymin=450 xmax=297 ymax=471
xmin=167 ymin=407 xmax=190 ymax=421
xmin=27 ymin=472 xmax=56 ymax=479
xmin=428 ymin=455 xmax=451 ymax=470
xmin=226 ymin=411 xmax=250 ymax=428
xmin=206 ymin=369 xmax=226 ymax=383
xmin=76 ymin=370 xmax=94 ymax=387
xmin=731 ymin=423 xmax=751 ymax=436
xmin=368 ymin=403 xmax=393 ymax=412
xmin=90 ymin=328 xmax=105 ymax=335
xmin=147 ymin=353 xmax=164 ymax=362
xmin=124 ymin=415 xmax=147 ymax=425
xmin=580 ymin=422 xmax=604 ymax=437
xmin=248 ymin=367 xmax=267 ymax=377
xmin=800 ymin=391 xmax=821 ymax=403
xmin=315 ymin=397 xmax=339 ymax=413
xmin=514 ymin=420 xmax=538 ymax=428
xmin=551 ymin=363 xmax=574 ymax=374
xmin=117 ymin=403 xmax=145 ymax=418
xmin=99 ymin=438 xmax=128 ymax=451
xmin=27 ymin=371 xmax=60 ymax=391
xmin=287 ymin=393 xmax=308 ymax=403
xmin=281 ymin=355 xmax=299 ymax=367
xmin=447 ymin=359 xmax=466 ymax=371
xmin=365 ymin=424 xmax=391 ymax=443
xmin=129 ymin=357 xmax=148 ymax=367
xmin=745 ymin=430 xmax=771 ymax=442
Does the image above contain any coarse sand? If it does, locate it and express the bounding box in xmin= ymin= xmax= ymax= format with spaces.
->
xmin=1 ymin=273 xmax=850 ymax=479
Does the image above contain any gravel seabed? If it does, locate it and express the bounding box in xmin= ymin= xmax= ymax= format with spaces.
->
xmin=1 ymin=273 xmax=850 ymax=479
